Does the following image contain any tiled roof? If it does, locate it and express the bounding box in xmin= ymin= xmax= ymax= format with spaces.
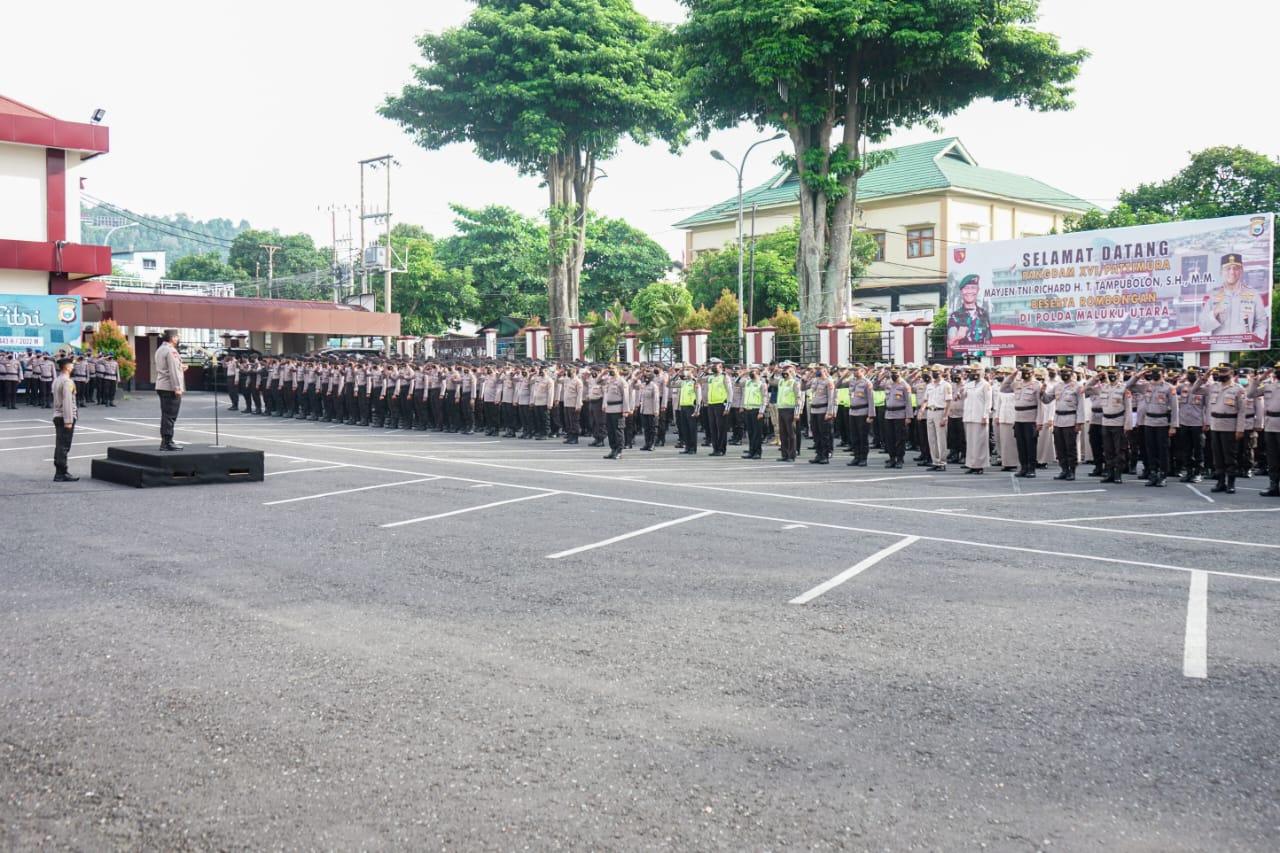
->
xmin=674 ymin=137 xmax=1093 ymax=228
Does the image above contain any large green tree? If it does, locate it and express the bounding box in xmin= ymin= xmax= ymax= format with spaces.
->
xmin=386 ymin=224 xmax=480 ymax=334
xmin=579 ymin=214 xmax=674 ymax=317
xmin=380 ymin=0 xmax=685 ymax=345
xmin=167 ymin=252 xmax=249 ymax=283
xmin=437 ymin=204 xmax=549 ymax=323
xmin=676 ymin=0 xmax=1086 ymax=332
xmin=227 ymin=229 xmax=329 ymax=297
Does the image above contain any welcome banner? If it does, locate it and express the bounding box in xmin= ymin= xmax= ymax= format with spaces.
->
xmin=0 ymin=293 xmax=83 ymax=352
xmin=945 ymin=214 xmax=1273 ymax=357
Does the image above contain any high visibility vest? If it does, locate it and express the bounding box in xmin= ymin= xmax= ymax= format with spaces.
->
xmin=743 ymin=381 xmax=763 ymax=408
xmin=679 ymin=380 xmax=697 ymax=407
xmin=836 ymin=387 xmax=851 ymax=407
xmin=777 ymin=381 xmax=797 ymax=409
xmin=707 ymin=375 xmax=728 ymax=405
xmin=874 ymin=389 xmax=886 ymax=408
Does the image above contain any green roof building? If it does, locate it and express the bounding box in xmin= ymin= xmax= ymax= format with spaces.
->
xmin=676 ymin=137 xmax=1095 ymax=313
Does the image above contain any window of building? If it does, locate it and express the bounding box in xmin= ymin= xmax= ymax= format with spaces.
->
xmin=870 ymin=231 xmax=886 ymax=261
xmin=959 ymin=224 xmax=981 ymax=243
xmin=142 ymin=258 xmax=157 ymax=270
xmin=906 ymin=226 xmax=935 ymax=258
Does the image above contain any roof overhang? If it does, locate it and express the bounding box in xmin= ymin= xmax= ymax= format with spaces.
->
xmin=101 ymin=292 xmax=400 ymax=337
xmin=0 ymin=96 xmax=109 ymax=158
xmin=0 ymin=238 xmax=112 ymax=278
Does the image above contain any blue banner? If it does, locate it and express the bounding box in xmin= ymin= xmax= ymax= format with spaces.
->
xmin=0 ymin=293 xmax=83 ymax=353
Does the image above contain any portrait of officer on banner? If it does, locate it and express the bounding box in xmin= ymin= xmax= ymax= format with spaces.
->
xmin=947 ymin=274 xmax=992 ymax=350
xmin=1198 ymin=252 xmax=1264 ymax=338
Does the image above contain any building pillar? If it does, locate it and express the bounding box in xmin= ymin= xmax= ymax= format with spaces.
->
xmin=420 ymin=335 xmax=436 ymax=359
xmin=570 ymin=322 xmax=593 ymax=361
xmin=744 ymin=326 xmax=778 ymax=366
xmin=524 ymin=325 xmax=550 ymax=361
xmin=680 ymin=329 xmax=709 ymax=365
xmin=482 ymin=328 xmax=498 ymax=359
xmin=623 ymin=332 xmax=641 ymax=364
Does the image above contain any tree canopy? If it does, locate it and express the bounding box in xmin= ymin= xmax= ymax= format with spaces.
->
xmin=437 ymin=204 xmax=550 ymax=323
xmin=380 ymin=0 xmax=685 ymax=344
xmin=167 ymin=252 xmax=249 ymax=284
xmin=676 ymin=0 xmax=1086 ymax=332
xmin=579 ymin=214 xmax=674 ymax=317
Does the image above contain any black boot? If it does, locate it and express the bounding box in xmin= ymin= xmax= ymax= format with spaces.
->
xmin=1065 ymin=465 xmax=1076 ymax=481
xmin=1226 ymin=475 xmax=1237 ymax=494
xmin=1088 ymin=463 xmax=1103 ymax=477
xmin=1261 ymin=478 xmax=1280 ymax=497
xmin=1054 ymin=467 xmax=1070 ymax=480
xmin=1111 ymin=468 xmax=1122 ymax=484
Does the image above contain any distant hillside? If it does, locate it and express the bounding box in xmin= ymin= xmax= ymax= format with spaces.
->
xmin=81 ymin=202 xmax=250 ymax=260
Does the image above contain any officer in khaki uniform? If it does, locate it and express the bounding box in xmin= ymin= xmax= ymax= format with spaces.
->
xmin=1001 ymin=365 xmax=1043 ymax=477
xmin=1085 ymin=367 xmax=1130 ymax=484
xmin=1247 ymin=364 xmax=1280 ymax=497
xmin=1202 ymin=363 xmax=1248 ymax=493
xmin=1043 ymin=365 xmax=1085 ymax=480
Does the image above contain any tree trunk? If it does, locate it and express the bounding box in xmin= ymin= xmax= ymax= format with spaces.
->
xmin=545 ymin=145 xmax=596 ymax=349
xmin=822 ymin=92 xmax=863 ymax=324
xmin=791 ymin=119 xmax=833 ymax=336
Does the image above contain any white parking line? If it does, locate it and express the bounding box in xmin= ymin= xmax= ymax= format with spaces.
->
xmin=547 ymin=511 xmax=715 ymax=559
xmin=1183 ymin=571 xmax=1208 ymax=679
xmin=841 ymin=490 xmax=1104 ymax=503
xmin=263 ymin=477 xmax=440 ymax=506
xmin=1185 ymin=484 xmax=1214 ymax=504
xmin=1056 ymin=508 xmax=1280 ymax=523
xmin=1 ymin=438 xmax=153 ymax=452
xmin=264 ymin=464 xmax=348 ymax=477
xmin=382 ymin=491 xmax=558 ymax=528
xmin=790 ymin=536 xmax=920 ymax=605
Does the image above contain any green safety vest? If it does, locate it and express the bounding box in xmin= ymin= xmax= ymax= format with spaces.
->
xmin=743 ymin=381 xmax=763 ymax=408
xmin=679 ymin=380 xmax=697 ymax=407
xmin=707 ymin=375 xmax=728 ymax=405
xmin=874 ymin=389 xmax=886 ymax=407
xmin=836 ymin=387 xmax=851 ymax=407
xmin=777 ymin=381 xmax=797 ymax=409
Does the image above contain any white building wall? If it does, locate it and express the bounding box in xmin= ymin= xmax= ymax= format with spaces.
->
xmin=0 ymin=269 xmax=49 ymax=294
xmin=0 ymin=144 xmax=46 ymax=242
xmin=64 ymin=157 xmax=84 ymax=244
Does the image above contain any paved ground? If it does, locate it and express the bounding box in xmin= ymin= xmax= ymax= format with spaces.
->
xmin=2 ymin=391 xmax=1278 ymax=851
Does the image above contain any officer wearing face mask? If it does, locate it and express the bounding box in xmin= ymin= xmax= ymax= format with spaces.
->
xmin=1085 ymin=367 xmax=1131 ymax=484
xmin=1043 ymin=365 xmax=1085 ymax=480
xmin=876 ymin=367 xmax=912 ymax=468
xmin=1203 ymin=363 xmax=1247 ymax=493
xmin=1247 ymin=364 xmax=1280 ymax=496
xmin=1001 ymin=364 xmax=1043 ymax=477
xmin=1132 ymin=364 xmax=1179 ymax=487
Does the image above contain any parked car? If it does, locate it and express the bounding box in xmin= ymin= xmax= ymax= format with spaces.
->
xmin=310 ymin=346 xmax=386 ymax=360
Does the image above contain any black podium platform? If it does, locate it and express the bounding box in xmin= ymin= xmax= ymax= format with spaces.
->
xmin=92 ymin=445 xmax=265 ymax=488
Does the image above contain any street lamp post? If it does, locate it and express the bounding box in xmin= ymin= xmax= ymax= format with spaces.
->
xmin=711 ymin=132 xmax=785 ymax=360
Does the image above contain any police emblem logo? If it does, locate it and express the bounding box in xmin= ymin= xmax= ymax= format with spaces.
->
xmin=953 ymin=248 xmax=966 ymax=264
xmin=56 ymin=297 xmax=77 ymax=324
xmin=1250 ymin=216 xmax=1267 ymax=237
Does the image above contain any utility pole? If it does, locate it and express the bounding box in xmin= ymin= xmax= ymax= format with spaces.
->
xmin=359 ymin=154 xmax=398 ymax=352
xmin=259 ymin=244 xmax=281 ymax=298
xmin=748 ymin=203 xmax=758 ymax=329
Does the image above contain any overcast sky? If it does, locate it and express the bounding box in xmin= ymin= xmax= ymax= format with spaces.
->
xmin=5 ymin=0 xmax=1278 ymax=262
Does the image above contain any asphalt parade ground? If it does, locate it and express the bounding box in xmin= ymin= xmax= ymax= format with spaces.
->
xmin=2 ymin=392 xmax=1278 ymax=851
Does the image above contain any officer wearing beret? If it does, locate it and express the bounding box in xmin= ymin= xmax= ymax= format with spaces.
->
xmin=947 ymin=274 xmax=992 ymax=348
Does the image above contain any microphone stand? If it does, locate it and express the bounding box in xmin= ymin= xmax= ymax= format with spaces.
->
xmin=210 ymin=355 xmax=222 ymax=447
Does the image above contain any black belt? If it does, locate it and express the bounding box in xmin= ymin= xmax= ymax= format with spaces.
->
xmin=1145 ymin=413 xmax=1169 ymax=419
xmin=1015 ymin=405 xmax=1037 ymax=411
xmin=1211 ymin=412 xmax=1238 ymax=419
xmin=1054 ymin=410 xmax=1076 ymax=416
xmin=1268 ymin=411 xmax=1280 ymax=417
xmin=885 ymin=406 xmax=905 ymax=411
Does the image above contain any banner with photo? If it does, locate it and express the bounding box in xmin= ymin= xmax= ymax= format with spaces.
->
xmin=945 ymin=213 xmax=1274 ymax=357
xmin=0 ymin=293 xmax=84 ymax=352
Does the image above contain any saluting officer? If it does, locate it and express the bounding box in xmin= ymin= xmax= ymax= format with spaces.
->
xmin=877 ymin=367 xmax=912 ymax=469
xmin=1085 ymin=367 xmax=1130 ymax=484
xmin=1043 ymin=365 xmax=1084 ymax=480
xmin=1001 ymin=365 xmax=1043 ymax=478
xmin=1130 ymin=364 xmax=1179 ymax=487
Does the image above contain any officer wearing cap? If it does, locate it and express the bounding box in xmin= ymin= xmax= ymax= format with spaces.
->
xmin=1248 ymin=363 xmax=1280 ymax=496
xmin=876 ymin=367 xmax=912 ymax=468
xmin=1042 ymin=365 xmax=1084 ymax=480
xmin=51 ymin=356 xmax=78 ymax=481
xmin=1204 ymin=363 xmax=1247 ymax=493
xmin=1001 ymin=364 xmax=1043 ymax=477
xmin=1199 ymin=253 xmax=1263 ymax=337
xmin=1084 ymin=366 xmax=1130 ymax=484
xmin=845 ymin=364 xmax=873 ymax=466
xmin=154 ymin=330 xmax=186 ymax=451
xmin=1131 ymin=364 xmax=1179 ymax=486
xmin=1175 ymin=366 xmax=1207 ymax=482
xmin=0 ymin=351 xmax=18 ymax=409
